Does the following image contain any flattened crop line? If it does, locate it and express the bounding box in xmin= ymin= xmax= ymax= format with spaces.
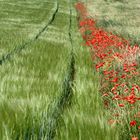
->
xmin=0 ymin=0 xmax=59 ymax=65
xmin=34 ymin=1 xmax=59 ymax=40
xmin=45 ymin=0 xmax=75 ymax=140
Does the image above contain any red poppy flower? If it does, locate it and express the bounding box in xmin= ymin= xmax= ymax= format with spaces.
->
xmin=111 ymin=77 xmax=118 ymax=83
xmin=95 ymin=62 xmax=105 ymax=69
xmin=132 ymin=137 xmax=138 ymax=140
xmin=121 ymin=74 xmax=126 ymax=79
xmin=130 ymin=120 xmax=136 ymax=127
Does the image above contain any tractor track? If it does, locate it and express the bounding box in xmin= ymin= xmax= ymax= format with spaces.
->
xmin=45 ymin=0 xmax=75 ymax=140
xmin=0 ymin=0 xmax=59 ymax=65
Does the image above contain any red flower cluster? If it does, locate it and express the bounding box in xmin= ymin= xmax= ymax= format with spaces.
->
xmin=130 ymin=120 xmax=137 ymax=127
xmin=75 ymin=2 xmax=140 ymax=139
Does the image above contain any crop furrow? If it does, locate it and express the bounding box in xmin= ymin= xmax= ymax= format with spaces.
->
xmin=45 ymin=1 xmax=75 ymax=140
xmin=0 ymin=0 xmax=59 ymax=65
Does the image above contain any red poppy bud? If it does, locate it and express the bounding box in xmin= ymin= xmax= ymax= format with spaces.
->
xmin=119 ymin=104 xmax=124 ymax=107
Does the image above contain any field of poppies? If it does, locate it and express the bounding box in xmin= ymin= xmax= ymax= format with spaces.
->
xmin=0 ymin=0 xmax=140 ymax=139
xmin=75 ymin=1 xmax=140 ymax=140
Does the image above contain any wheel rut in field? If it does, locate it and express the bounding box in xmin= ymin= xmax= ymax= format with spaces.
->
xmin=46 ymin=0 xmax=75 ymax=140
xmin=0 ymin=0 xmax=59 ymax=65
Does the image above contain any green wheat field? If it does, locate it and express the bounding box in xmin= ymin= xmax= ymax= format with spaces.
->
xmin=0 ymin=0 xmax=139 ymax=139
